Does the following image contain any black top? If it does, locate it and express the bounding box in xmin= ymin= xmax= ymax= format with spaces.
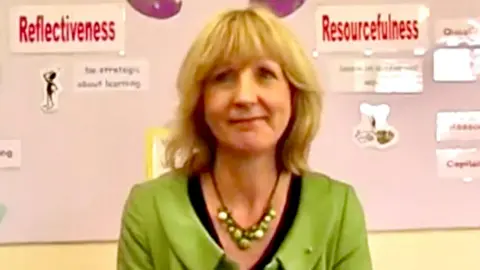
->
xmin=187 ymin=174 xmax=302 ymax=269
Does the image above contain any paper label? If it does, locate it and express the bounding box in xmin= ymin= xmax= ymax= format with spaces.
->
xmin=437 ymin=148 xmax=480 ymax=178
xmin=9 ymin=4 xmax=126 ymax=53
xmin=433 ymin=48 xmax=478 ymax=82
xmin=0 ymin=140 xmax=21 ymax=168
xmin=73 ymin=59 xmax=149 ymax=91
xmin=322 ymin=58 xmax=423 ymax=93
xmin=436 ymin=111 xmax=480 ymax=141
xmin=435 ymin=18 xmax=480 ymax=46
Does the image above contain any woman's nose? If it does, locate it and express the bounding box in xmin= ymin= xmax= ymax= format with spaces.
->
xmin=232 ymin=71 xmax=258 ymax=105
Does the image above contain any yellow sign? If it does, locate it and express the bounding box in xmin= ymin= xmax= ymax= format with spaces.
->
xmin=145 ymin=127 xmax=170 ymax=179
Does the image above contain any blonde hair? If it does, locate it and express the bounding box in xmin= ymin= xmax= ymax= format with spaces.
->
xmin=164 ymin=5 xmax=322 ymax=175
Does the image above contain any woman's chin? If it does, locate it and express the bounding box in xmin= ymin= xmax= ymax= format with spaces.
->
xmin=228 ymin=140 xmax=275 ymax=155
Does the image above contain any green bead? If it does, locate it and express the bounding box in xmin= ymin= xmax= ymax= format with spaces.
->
xmin=217 ymin=211 xmax=228 ymax=221
xmin=260 ymin=221 xmax=268 ymax=229
xmin=233 ymin=229 xmax=242 ymax=239
xmin=254 ymin=229 xmax=264 ymax=239
xmin=238 ymin=238 xmax=251 ymax=250
xmin=228 ymin=226 xmax=235 ymax=232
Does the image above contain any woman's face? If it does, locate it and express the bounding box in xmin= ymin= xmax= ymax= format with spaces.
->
xmin=203 ymin=59 xmax=292 ymax=154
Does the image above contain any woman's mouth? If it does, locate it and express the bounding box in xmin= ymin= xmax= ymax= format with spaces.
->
xmin=229 ymin=117 xmax=266 ymax=124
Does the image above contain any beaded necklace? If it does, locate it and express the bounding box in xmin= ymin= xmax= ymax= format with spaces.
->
xmin=212 ymin=173 xmax=280 ymax=250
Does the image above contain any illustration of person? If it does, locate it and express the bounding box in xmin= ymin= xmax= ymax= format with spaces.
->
xmin=355 ymin=103 xmax=398 ymax=148
xmin=42 ymin=70 xmax=59 ymax=112
xmin=354 ymin=115 xmax=377 ymax=144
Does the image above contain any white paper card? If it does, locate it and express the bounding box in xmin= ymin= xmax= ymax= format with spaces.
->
xmin=435 ymin=18 xmax=480 ymax=46
xmin=0 ymin=140 xmax=21 ymax=168
xmin=433 ymin=48 xmax=477 ymax=82
xmin=73 ymin=59 xmax=149 ymax=91
xmin=437 ymin=148 xmax=480 ymax=178
xmin=9 ymin=4 xmax=126 ymax=53
xmin=322 ymin=58 xmax=423 ymax=93
xmin=474 ymin=49 xmax=480 ymax=75
xmin=437 ymin=111 xmax=480 ymax=141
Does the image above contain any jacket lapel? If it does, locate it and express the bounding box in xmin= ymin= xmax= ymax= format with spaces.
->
xmin=154 ymin=173 xmax=225 ymax=270
xmin=274 ymin=173 xmax=335 ymax=270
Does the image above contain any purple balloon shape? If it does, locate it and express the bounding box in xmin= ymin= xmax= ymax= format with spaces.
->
xmin=251 ymin=0 xmax=306 ymax=17
xmin=128 ymin=0 xmax=182 ymax=19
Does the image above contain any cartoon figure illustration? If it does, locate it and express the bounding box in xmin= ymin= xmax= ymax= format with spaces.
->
xmin=353 ymin=115 xmax=376 ymax=144
xmin=353 ymin=103 xmax=398 ymax=149
xmin=41 ymin=69 xmax=61 ymax=112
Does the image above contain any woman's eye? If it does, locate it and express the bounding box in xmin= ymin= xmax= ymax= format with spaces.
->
xmin=257 ymin=67 xmax=276 ymax=80
xmin=213 ymin=70 xmax=235 ymax=83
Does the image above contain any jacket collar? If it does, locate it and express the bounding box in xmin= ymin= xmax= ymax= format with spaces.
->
xmin=154 ymin=172 xmax=223 ymax=270
xmin=155 ymin=172 xmax=331 ymax=270
xmin=273 ymin=172 xmax=333 ymax=269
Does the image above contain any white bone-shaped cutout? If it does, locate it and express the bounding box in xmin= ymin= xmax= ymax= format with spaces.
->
xmin=359 ymin=103 xmax=391 ymax=129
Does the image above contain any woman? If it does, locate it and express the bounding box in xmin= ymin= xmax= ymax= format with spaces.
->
xmin=117 ymin=5 xmax=372 ymax=270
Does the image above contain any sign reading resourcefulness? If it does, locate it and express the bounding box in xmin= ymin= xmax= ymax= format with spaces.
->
xmin=316 ymin=4 xmax=430 ymax=53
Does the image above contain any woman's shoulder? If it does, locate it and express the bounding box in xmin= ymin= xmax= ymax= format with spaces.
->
xmin=300 ymin=171 xmax=363 ymax=213
xmin=301 ymin=170 xmax=356 ymax=195
xmin=131 ymin=170 xmax=189 ymax=197
xmin=123 ymin=171 xmax=189 ymax=209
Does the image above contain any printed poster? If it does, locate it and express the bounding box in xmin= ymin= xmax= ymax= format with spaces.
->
xmin=73 ymin=59 xmax=149 ymax=91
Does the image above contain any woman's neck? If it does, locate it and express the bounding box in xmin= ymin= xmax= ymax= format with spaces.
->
xmin=211 ymin=149 xmax=279 ymax=211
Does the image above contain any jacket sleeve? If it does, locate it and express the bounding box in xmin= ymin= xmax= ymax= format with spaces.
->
xmin=117 ymin=185 xmax=154 ymax=270
xmin=333 ymin=186 xmax=373 ymax=270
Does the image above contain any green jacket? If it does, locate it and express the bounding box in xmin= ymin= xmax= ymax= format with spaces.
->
xmin=117 ymin=171 xmax=373 ymax=270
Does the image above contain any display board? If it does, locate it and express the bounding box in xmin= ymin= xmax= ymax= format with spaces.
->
xmin=0 ymin=0 xmax=479 ymax=244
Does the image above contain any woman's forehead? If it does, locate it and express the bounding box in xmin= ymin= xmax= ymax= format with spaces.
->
xmin=209 ymin=50 xmax=280 ymax=70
